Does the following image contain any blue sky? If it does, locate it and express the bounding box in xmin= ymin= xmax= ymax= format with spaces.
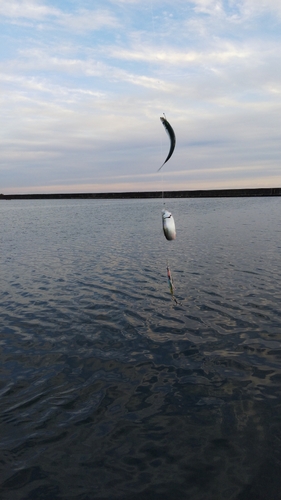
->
xmin=1 ymin=0 xmax=280 ymax=194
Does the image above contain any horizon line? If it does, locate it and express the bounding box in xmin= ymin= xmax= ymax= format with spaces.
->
xmin=1 ymin=187 xmax=281 ymax=199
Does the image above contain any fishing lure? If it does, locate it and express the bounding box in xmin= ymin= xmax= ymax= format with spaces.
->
xmin=162 ymin=209 xmax=176 ymax=241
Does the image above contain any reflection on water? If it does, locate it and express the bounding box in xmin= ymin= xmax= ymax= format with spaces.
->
xmin=1 ymin=197 xmax=281 ymax=499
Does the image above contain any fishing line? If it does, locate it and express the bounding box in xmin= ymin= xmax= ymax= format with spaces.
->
xmin=149 ymin=1 xmax=181 ymax=305
xmin=158 ymin=115 xmax=179 ymax=303
xmin=149 ymin=1 xmax=155 ymax=40
xmin=161 ymin=153 xmax=165 ymax=208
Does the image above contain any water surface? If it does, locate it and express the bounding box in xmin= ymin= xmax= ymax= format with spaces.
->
xmin=1 ymin=197 xmax=281 ymax=499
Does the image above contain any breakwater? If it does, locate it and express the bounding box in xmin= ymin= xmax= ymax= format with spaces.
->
xmin=1 ymin=187 xmax=281 ymax=200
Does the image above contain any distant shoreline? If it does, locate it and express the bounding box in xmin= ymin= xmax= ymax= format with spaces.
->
xmin=1 ymin=187 xmax=281 ymax=200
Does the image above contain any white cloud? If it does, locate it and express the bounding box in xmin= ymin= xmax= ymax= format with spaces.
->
xmin=0 ymin=72 xmax=106 ymax=102
xmin=191 ymin=0 xmax=224 ymax=15
xmin=189 ymin=0 xmax=281 ymax=19
xmin=108 ymin=43 xmax=252 ymax=66
xmin=238 ymin=0 xmax=281 ymax=18
xmin=0 ymin=0 xmax=59 ymax=20
xmin=57 ymin=9 xmax=119 ymax=32
xmin=0 ymin=0 xmax=119 ymax=32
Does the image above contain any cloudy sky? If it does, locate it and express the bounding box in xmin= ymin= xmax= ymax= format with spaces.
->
xmin=1 ymin=0 xmax=280 ymax=194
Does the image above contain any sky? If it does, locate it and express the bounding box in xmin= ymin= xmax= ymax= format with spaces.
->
xmin=0 ymin=0 xmax=280 ymax=194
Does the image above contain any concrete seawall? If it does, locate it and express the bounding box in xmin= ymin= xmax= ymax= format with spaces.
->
xmin=1 ymin=187 xmax=281 ymax=200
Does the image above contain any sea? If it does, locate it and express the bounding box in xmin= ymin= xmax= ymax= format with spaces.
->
xmin=1 ymin=196 xmax=281 ymax=500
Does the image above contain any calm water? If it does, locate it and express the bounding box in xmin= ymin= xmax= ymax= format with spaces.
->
xmin=1 ymin=197 xmax=281 ymax=500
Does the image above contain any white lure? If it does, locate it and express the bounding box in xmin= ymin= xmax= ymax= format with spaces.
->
xmin=162 ymin=209 xmax=176 ymax=241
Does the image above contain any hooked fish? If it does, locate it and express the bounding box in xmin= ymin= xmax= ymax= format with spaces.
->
xmin=158 ymin=116 xmax=176 ymax=172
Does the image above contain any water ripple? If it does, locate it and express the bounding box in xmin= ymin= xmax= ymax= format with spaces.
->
xmin=1 ymin=198 xmax=281 ymax=499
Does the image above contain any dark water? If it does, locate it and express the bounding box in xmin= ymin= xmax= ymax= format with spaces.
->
xmin=1 ymin=197 xmax=281 ymax=500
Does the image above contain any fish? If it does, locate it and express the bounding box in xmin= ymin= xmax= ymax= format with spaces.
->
xmin=158 ymin=115 xmax=176 ymax=171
